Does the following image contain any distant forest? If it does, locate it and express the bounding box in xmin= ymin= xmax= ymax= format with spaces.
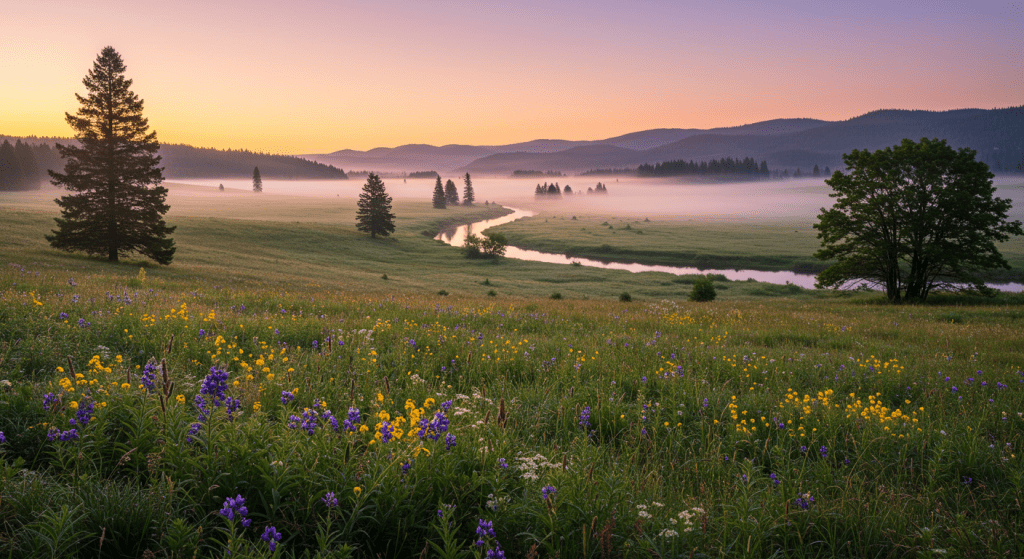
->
xmin=407 ymin=171 xmax=439 ymax=179
xmin=512 ymin=170 xmax=564 ymax=177
xmin=0 ymin=135 xmax=347 ymax=183
xmin=0 ymin=139 xmax=64 ymax=191
xmin=637 ymin=157 xmax=770 ymax=180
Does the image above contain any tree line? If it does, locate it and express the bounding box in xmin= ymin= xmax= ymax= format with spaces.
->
xmin=432 ymin=173 xmax=475 ymax=209
xmin=0 ymin=139 xmax=64 ymax=191
xmin=637 ymin=157 xmax=770 ymax=179
xmin=533 ymin=182 xmax=608 ymax=197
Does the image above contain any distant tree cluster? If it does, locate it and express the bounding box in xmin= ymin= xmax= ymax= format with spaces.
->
xmin=588 ymin=182 xmax=609 ymax=195
xmin=407 ymin=170 xmax=438 ymax=179
xmin=0 ymin=139 xmax=63 ymax=191
xmin=637 ymin=157 xmax=769 ymax=180
xmin=513 ymin=170 xmax=563 ymax=178
xmin=578 ymin=168 xmax=635 ymax=176
xmin=431 ymin=173 xmax=474 ymax=208
xmin=534 ymin=181 xmax=608 ymax=198
xmin=157 ymin=144 xmax=347 ymax=179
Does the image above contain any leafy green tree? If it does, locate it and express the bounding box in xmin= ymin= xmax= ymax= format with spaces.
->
xmin=463 ymin=232 xmax=508 ymax=258
xmin=689 ymin=277 xmax=717 ymax=301
xmin=432 ymin=175 xmax=446 ymax=209
xmin=252 ymin=166 xmax=262 ymax=193
xmin=47 ymin=47 xmax=175 ymax=264
xmin=356 ymin=172 xmax=396 ymax=238
xmin=444 ymin=179 xmax=459 ymax=205
xmin=462 ymin=173 xmax=475 ymax=206
xmin=814 ymin=138 xmax=1022 ymax=302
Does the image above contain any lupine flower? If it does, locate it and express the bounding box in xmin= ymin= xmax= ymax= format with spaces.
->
xmin=497 ymin=458 xmax=508 ymax=469
xmin=800 ymin=446 xmax=807 ymax=454
xmin=140 ymin=362 xmax=157 ymax=392
xmin=445 ymin=432 xmax=457 ymax=450
xmin=542 ymin=485 xmax=557 ymax=500
xmin=342 ymin=407 xmax=360 ymax=432
xmin=440 ymin=400 xmax=453 ymax=412
xmin=819 ymin=446 xmax=828 ymax=458
xmin=43 ymin=392 xmax=58 ymax=411
xmin=963 ymin=476 xmax=973 ymax=485
xmin=0 ymin=431 xmax=6 ymax=443
xmin=380 ymin=420 xmax=394 ymax=443
xmin=770 ymin=473 xmax=780 ymax=487
xmin=322 ymin=492 xmax=338 ymax=508
xmin=475 ymin=519 xmax=496 ymax=545
xmin=578 ymin=406 xmax=591 ymax=430
xmin=262 ymin=526 xmax=282 ymax=551
xmin=281 ymin=390 xmax=295 ymax=404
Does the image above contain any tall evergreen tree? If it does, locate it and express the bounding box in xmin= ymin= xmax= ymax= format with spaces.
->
xmin=0 ymin=140 xmax=24 ymax=191
xmin=356 ymin=173 xmax=396 ymax=238
xmin=444 ymin=179 xmax=459 ymax=205
xmin=14 ymin=140 xmax=40 ymax=189
xmin=252 ymin=166 xmax=263 ymax=192
xmin=812 ymin=164 xmax=820 ymax=177
xmin=47 ymin=47 xmax=175 ymax=264
xmin=462 ymin=172 xmax=475 ymax=205
xmin=432 ymin=175 xmax=447 ymax=209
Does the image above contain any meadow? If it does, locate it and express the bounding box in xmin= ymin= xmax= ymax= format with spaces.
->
xmin=1 ymin=184 xmax=1024 ymax=558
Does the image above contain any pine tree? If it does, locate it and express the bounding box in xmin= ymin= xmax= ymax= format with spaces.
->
xmin=0 ymin=140 xmax=24 ymax=191
xmin=432 ymin=175 xmax=447 ymax=209
xmin=253 ymin=166 xmax=263 ymax=192
xmin=444 ymin=179 xmax=459 ymax=205
xmin=462 ymin=172 xmax=475 ymax=205
xmin=356 ymin=173 xmax=396 ymax=238
xmin=14 ymin=140 xmax=40 ymax=189
xmin=47 ymin=47 xmax=175 ymax=264
xmin=812 ymin=164 xmax=820 ymax=177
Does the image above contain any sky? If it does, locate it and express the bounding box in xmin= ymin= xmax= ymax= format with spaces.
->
xmin=1 ymin=0 xmax=1020 ymax=154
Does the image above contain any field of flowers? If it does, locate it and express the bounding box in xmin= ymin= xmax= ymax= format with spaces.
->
xmin=1 ymin=262 xmax=1023 ymax=558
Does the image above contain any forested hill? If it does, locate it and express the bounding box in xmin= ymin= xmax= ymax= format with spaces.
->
xmin=0 ymin=136 xmax=348 ymax=183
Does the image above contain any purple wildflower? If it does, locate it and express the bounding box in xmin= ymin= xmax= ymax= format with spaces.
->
xmin=578 ymin=406 xmax=591 ymax=430
xmin=322 ymin=492 xmax=338 ymax=508
xmin=281 ymin=390 xmax=295 ymax=404
xmin=445 ymin=432 xmax=456 ymax=450
xmin=140 ymin=362 xmax=158 ymax=393
xmin=819 ymin=446 xmax=828 ymax=458
xmin=497 ymin=458 xmax=508 ymax=469
xmin=542 ymin=485 xmax=557 ymax=500
xmin=261 ymin=526 xmax=282 ymax=551
xmin=219 ymin=495 xmax=251 ymax=527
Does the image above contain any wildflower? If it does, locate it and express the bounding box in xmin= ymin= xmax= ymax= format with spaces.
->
xmin=140 ymin=361 xmax=157 ymax=392
xmin=498 ymin=458 xmax=508 ymax=469
xmin=43 ymin=392 xmax=59 ymax=411
xmin=795 ymin=492 xmax=815 ymax=510
xmin=342 ymin=407 xmax=361 ymax=432
xmin=770 ymin=473 xmax=780 ymax=487
xmin=380 ymin=420 xmax=394 ymax=443
xmin=658 ymin=529 xmax=679 ymax=537
xmin=445 ymin=432 xmax=457 ymax=450
xmin=219 ymin=495 xmax=252 ymax=527
xmin=951 ymin=386 xmax=958 ymax=393
xmin=579 ymin=406 xmax=591 ymax=430
xmin=322 ymin=491 xmax=338 ymax=508
xmin=281 ymin=390 xmax=295 ymax=404
xmin=542 ymin=485 xmax=557 ymax=500
xmin=353 ymin=486 xmax=362 ymax=497
xmin=819 ymin=446 xmax=828 ymax=458
xmin=0 ymin=431 xmax=5 ymax=443
xmin=176 ymin=394 xmax=185 ymax=404
xmin=261 ymin=526 xmax=282 ymax=552
xmin=800 ymin=445 xmax=808 ymax=454
xmin=963 ymin=476 xmax=973 ymax=485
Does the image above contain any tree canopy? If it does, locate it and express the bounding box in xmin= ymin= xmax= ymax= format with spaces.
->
xmin=47 ymin=46 xmax=175 ymax=264
xmin=252 ymin=166 xmax=263 ymax=192
xmin=356 ymin=173 xmax=396 ymax=238
xmin=444 ymin=179 xmax=459 ymax=206
xmin=814 ymin=138 xmax=1022 ymax=302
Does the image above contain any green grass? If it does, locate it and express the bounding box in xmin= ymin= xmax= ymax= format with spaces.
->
xmin=2 ymin=184 xmax=1024 ymax=558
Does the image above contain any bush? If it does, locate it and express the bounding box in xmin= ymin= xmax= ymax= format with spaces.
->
xmin=619 ymin=292 xmax=632 ymax=302
xmin=487 ymin=290 xmax=497 ymax=297
xmin=690 ymin=278 xmax=717 ymax=302
xmin=550 ymin=292 xmax=563 ymax=300
xmin=437 ymin=290 xmax=449 ymax=296
xmin=463 ymin=232 xmax=508 ymax=258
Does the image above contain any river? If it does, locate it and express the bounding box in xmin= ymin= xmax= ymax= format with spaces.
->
xmin=435 ymin=208 xmax=1024 ymax=292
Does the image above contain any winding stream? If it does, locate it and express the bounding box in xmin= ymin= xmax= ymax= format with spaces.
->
xmin=435 ymin=208 xmax=1024 ymax=292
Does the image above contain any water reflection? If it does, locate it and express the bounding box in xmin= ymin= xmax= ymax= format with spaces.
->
xmin=435 ymin=207 xmax=1024 ymax=292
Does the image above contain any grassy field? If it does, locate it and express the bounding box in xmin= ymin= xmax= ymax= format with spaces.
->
xmin=489 ymin=192 xmax=1024 ymax=283
xmin=2 ymin=184 xmax=1024 ymax=558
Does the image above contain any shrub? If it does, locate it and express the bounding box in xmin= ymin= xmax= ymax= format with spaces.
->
xmin=690 ymin=277 xmax=717 ymax=302
xmin=550 ymin=292 xmax=563 ymax=300
xmin=619 ymin=292 xmax=632 ymax=302
xmin=487 ymin=290 xmax=497 ymax=297
xmin=463 ymin=232 xmax=508 ymax=258
xmin=437 ymin=290 xmax=449 ymax=296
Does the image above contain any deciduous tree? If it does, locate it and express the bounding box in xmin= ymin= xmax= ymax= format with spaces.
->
xmin=814 ymin=138 xmax=1022 ymax=302
xmin=47 ymin=46 xmax=175 ymax=264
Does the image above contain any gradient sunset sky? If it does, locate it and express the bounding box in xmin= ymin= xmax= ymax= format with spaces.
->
xmin=2 ymin=0 xmax=1020 ymax=154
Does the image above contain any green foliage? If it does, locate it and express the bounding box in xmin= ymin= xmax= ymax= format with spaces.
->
xmin=690 ymin=277 xmax=717 ymax=301
xmin=355 ymin=173 xmax=396 ymax=239
xmin=444 ymin=179 xmax=460 ymax=206
xmin=462 ymin=173 xmax=475 ymax=206
xmin=463 ymin=232 xmax=508 ymax=259
xmin=46 ymin=47 xmax=175 ymax=265
xmin=815 ymin=138 xmax=1024 ymax=302
xmin=432 ymin=176 xmax=446 ymax=209
xmin=618 ymin=291 xmax=632 ymax=302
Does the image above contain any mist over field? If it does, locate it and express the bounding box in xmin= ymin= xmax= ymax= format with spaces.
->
xmin=176 ymin=176 xmax=1024 ymax=223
